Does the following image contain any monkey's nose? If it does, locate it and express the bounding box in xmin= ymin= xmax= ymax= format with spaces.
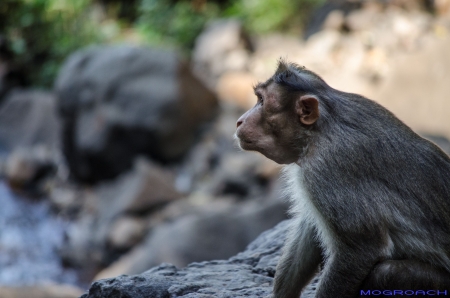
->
xmin=236 ymin=120 xmax=243 ymax=128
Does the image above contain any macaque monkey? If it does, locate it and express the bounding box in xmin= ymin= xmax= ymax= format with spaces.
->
xmin=235 ymin=60 xmax=450 ymax=298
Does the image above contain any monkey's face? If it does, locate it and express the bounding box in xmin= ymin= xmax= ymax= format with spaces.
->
xmin=235 ymin=82 xmax=302 ymax=164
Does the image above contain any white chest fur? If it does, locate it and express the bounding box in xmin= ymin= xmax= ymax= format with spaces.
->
xmin=283 ymin=164 xmax=335 ymax=257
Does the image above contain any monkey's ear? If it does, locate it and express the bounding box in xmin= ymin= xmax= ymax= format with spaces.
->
xmin=295 ymin=95 xmax=319 ymax=125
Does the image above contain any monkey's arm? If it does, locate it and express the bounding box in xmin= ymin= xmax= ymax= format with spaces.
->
xmin=273 ymin=218 xmax=322 ymax=298
xmin=314 ymin=246 xmax=384 ymax=298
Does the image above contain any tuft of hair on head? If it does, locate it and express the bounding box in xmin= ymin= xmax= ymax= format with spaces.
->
xmin=272 ymin=58 xmax=327 ymax=94
xmin=275 ymin=58 xmax=306 ymax=76
xmin=276 ymin=58 xmax=290 ymax=75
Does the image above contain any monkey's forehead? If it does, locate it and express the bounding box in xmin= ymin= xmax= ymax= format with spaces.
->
xmin=253 ymin=78 xmax=274 ymax=91
xmin=253 ymin=66 xmax=325 ymax=95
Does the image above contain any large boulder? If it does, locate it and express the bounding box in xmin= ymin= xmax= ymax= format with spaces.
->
xmin=55 ymin=45 xmax=218 ymax=183
xmin=80 ymin=220 xmax=293 ymax=298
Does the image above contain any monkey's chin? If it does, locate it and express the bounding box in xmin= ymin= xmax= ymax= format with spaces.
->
xmin=238 ymin=139 xmax=289 ymax=164
xmin=238 ymin=138 xmax=254 ymax=151
xmin=235 ymin=135 xmax=258 ymax=152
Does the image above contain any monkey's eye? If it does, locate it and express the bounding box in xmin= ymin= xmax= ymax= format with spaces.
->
xmin=257 ymin=95 xmax=264 ymax=105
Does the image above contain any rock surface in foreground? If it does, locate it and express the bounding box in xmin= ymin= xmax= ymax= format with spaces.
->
xmin=81 ymin=220 xmax=291 ymax=298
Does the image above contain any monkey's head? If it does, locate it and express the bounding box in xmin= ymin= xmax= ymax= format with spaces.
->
xmin=235 ymin=60 xmax=323 ymax=164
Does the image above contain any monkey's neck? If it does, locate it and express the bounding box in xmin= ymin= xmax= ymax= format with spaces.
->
xmin=294 ymin=128 xmax=318 ymax=165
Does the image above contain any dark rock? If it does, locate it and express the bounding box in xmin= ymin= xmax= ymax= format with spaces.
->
xmin=95 ymin=158 xmax=182 ymax=214
xmin=81 ymin=220 xmax=292 ymax=298
xmin=54 ymin=45 xmax=218 ymax=183
xmin=0 ymin=90 xmax=60 ymax=151
xmin=93 ymin=198 xmax=288 ymax=280
xmin=60 ymin=158 xmax=182 ymax=278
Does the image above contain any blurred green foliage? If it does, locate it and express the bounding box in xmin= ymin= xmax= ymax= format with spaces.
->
xmin=0 ymin=0 xmax=100 ymax=88
xmin=138 ymin=0 xmax=221 ymax=49
xmin=138 ymin=0 xmax=325 ymax=49
xmin=1 ymin=0 xmax=324 ymax=88
xmin=226 ymin=0 xmax=325 ymax=33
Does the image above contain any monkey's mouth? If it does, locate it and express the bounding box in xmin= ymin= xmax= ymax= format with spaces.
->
xmin=233 ymin=131 xmax=252 ymax=150
xmin=237 ymin=135 xmax=253 ymax=146
xmin=239 ymin=138 xmax=253 ymax=144
xmin=238 ymin=138 xmax=256 ymax=152
xmin=235 ymin=131 xmax=255 ymax=150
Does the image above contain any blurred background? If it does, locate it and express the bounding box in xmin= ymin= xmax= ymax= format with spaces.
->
xmin=0 ymin=0 xmax=449 ymax=297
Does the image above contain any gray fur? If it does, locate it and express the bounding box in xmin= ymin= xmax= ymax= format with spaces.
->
xmin=271 ymin=62 xmax=450 ymax=297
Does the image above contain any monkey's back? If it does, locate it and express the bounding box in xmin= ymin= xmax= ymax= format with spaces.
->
xmin=300 ymin=92 xmax=450 ymax=270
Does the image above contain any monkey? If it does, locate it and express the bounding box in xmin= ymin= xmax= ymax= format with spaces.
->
xmin=235 ymin=59 xmax=450 ymax=298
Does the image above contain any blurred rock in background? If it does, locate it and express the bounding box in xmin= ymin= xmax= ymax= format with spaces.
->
xmin=59 ymin=158 xmax=183 ymax=280
xmin=192 ymin=19 xmax=254 ymax=90
xmin=55 ymin=45 xmax=218 ymax=183
xmin=0 ymin=90 xmax=60 ymax=151
xmin=94 ymin=198 xmax=288 ymax=280
xmin=57 ymin=100 xmax=286 ymax=283
xmin=0 ymin=90 xmax=61 ymax=195
xmin=193 ymin=0 xmax=450 ymax=140
xmin=4 ymin=146 xmax=56 ymax=195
